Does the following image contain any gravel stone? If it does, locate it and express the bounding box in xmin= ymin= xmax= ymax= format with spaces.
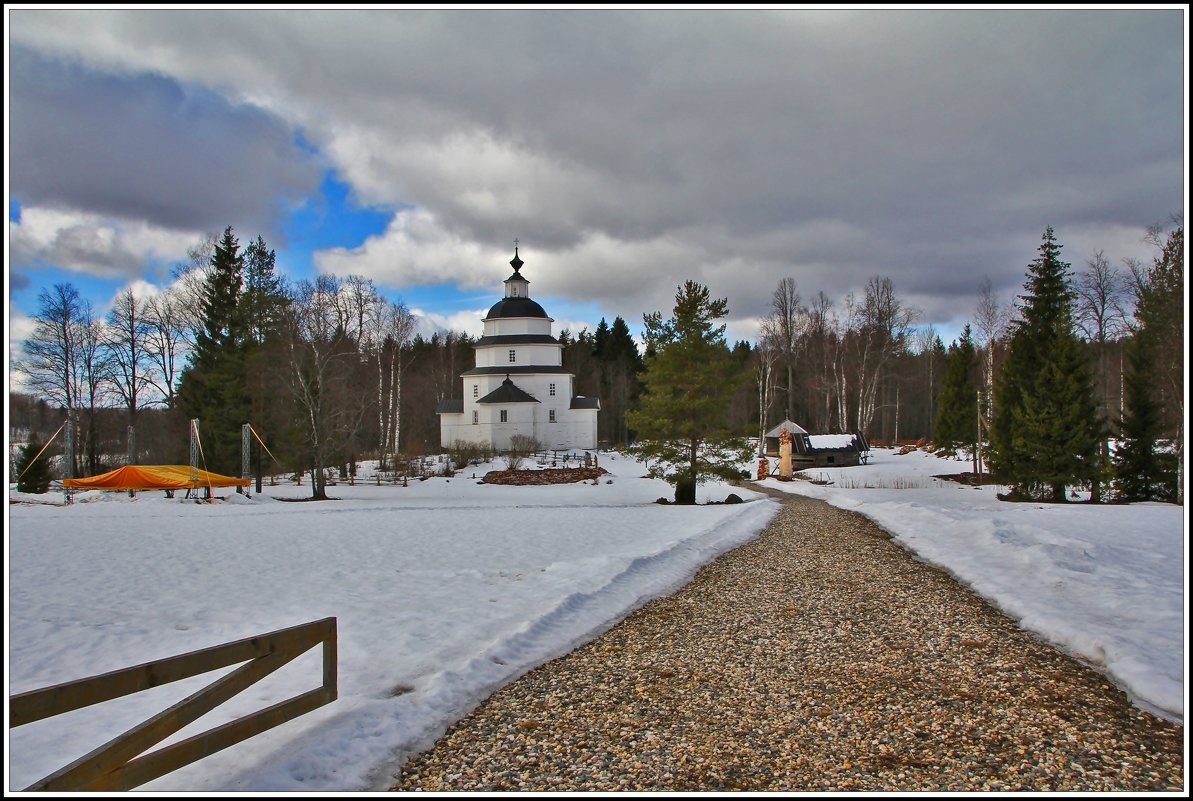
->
xmin=391 ymin=489 xmax=1185 ymax=792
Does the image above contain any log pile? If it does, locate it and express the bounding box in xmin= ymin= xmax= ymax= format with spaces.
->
xmin=481 ymin=467 xmax=609 ymax=485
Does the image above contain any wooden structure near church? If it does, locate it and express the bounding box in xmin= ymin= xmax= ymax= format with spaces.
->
xmin=763 ymin=420 xmax=871 ymax=470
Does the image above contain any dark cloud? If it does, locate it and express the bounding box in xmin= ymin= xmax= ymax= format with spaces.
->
xmin=8 ymin=46 xmax=322 ymax=245
xmin=7 ymin=9 xmax=1185 ymax=335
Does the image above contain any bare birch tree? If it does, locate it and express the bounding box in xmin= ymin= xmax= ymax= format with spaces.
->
xmin=142 ymin=287 xmax=189 ymax=409
xmin=283 ymin=275 xmax=356 ymax=500
xmin=765 ymin=277 xmax=806 ymax=421
xmin=752 ymin=329 xmax=781 ymax=452
xmin=17 ymin=283 xmax=84 ymax=414
xmin=74 ymin=300 xmax=109 ymax=474
xmin=102 ymin=287 xmax=153 ymax=432
xmin=1074 ymin=251 xmax=1129 ymax=425
xmin=913 ymin=324 xmax=942 ymax=438
xmin=170 ymin=232 xmax=219 ymax=350
xmin=973 ymin=277 xmax=1013 ymax=429
xmin=849 ymin=276 xmax=918 ymax=434
xmin=380 ymin=300 xmax=417 ymax=464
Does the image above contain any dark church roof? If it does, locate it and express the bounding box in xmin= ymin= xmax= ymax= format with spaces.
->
xmin=485 ymin=296 xmax=549 ymax=320
xmin=435 ymin=399 xmax=464 ymax=415
xmin=462 ymin=365 xmax=572 ymax=377
xmin=570 ymin=396 xmax=600 ymax=410
xmin=478 ymin=378 xmax=540 ymax=404
xmin=475 ymin=334 xmax=559 ymax=346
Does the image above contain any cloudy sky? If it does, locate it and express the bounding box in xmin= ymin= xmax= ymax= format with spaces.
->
xmin=6 ymin=8 xmax=1186 ymax=368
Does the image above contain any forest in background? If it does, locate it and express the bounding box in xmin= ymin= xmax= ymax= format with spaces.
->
xmin=8 ymin=218 xmax=1183 ymax=504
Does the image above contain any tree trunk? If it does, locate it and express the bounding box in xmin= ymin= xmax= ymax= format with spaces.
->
xmin=786 ymin=363 xmax=795 ymax=422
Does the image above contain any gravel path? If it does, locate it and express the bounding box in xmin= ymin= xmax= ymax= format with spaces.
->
xmin=392 ymin=489 xmax=1184 ymax=792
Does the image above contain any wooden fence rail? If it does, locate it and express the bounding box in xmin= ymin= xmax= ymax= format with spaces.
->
xmin=9 ymin=617 xmax=337 ymax=791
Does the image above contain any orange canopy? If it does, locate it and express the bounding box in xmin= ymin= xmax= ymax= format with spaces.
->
xmin=63 ymin=465 xmax=251 ymax=491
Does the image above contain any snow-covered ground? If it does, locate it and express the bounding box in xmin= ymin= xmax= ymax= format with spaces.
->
xmin=6 ymin=452 xmax=776 ymax=792
xmin=6 ymin=447 xmax=1185 ymax=792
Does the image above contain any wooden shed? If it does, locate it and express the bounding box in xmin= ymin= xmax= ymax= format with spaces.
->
xmin=763 ymin=421 xmax=871 ymax=470
xmin=764 ymin=420 xmax=811 ymax=460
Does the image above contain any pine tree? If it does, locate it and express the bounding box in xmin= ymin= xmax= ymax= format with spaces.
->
xmin=934 ymin=325 xmax=978 ymax=456
xmin=15 ymin=438 xmax=54 ymax=494
xmin=625 ymin=281 xmax=754 ymax=503
xmin=989 ymin=227 xmax=1104 ymax=501
xmin=177 ymin=226 xmax=251 ymax=475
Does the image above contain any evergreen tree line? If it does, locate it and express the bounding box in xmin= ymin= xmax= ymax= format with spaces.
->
xmin=933 ymin=222 xmax=1183 ymax=504
xmin=13 ymin=221 xmax=1182 ymax=505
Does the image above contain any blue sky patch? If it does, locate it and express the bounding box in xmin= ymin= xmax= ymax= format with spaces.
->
xmin=276 ymin=171 xmax=393 ymax=282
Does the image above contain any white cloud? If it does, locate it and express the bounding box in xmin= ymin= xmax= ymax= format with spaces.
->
xmin=10 ymin=207 xmax=199 ymax=281
xmin=8 ymin=307 xmax=37 ymax=345
xmin=411 ymin=307 xmax=487 ymax=339
xmin=314 ymin=208 xmax=497 ymax=292
xmin=8 ymin=308 xmax=37 ymax=395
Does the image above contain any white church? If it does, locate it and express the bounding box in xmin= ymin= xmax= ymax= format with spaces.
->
xmin=436 ymin=248 xmax=600 ymax=451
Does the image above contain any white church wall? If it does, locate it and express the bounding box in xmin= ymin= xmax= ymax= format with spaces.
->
xmin=486 ymin=403 xmax=538 ymax=451
xmin=440 ymin=416 xmax=487 ymax=449
xmin=482 ymin=319 xmax=553 ymax=336
xmin=475 ymin=345 xmax=562 ymax=368
xmin=538 ymin=411 xmax=598 ymax=451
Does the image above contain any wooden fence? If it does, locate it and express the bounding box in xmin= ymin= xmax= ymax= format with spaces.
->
xmin=9 ymin=617 xmax=337 ymax=791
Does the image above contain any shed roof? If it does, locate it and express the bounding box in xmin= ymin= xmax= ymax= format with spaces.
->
xmin=764 ymin=420 xmax=809 ymax=438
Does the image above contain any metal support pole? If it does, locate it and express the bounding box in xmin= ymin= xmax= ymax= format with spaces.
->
xmin=128 ymin=425 xmax=137 ymax=498
xmin=189 ymin=419 xmax=200 ymax=496
xmin=63 ymin=415 xmax=74 ymax=506
xmin=241 ymin=424 xmax=251 ymax=495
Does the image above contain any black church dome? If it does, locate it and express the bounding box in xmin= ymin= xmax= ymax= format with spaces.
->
xmin=484 ymin=296 xmax=549 ymax=320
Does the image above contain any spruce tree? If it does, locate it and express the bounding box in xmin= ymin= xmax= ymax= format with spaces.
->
xmin=241 ymin=235 xmax=289 ymax=470
xmin=625 ymin=281 xmax=754 ymax=503
xmin=177 ymin=226 xmax=251 ymax=475
xmin=596 ymin=316 xmax=643 ymax=445
xmin=1127 ymin=224 xmax=1183 ymax=502
xmin=989 ymin=227 xmax=1103 ymax=501
xmin=934 ymin=325 xmax=978 ymax=456
xmin=1010 ymin=333 xmax=1105 ymax=499
xmin=242 ymin=236 xmax=287 ymax=346
xmin=15 ymin=438 xmax=54 ymax=494
xmin=1114 ymin=322 xmax=1178 ymax=502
